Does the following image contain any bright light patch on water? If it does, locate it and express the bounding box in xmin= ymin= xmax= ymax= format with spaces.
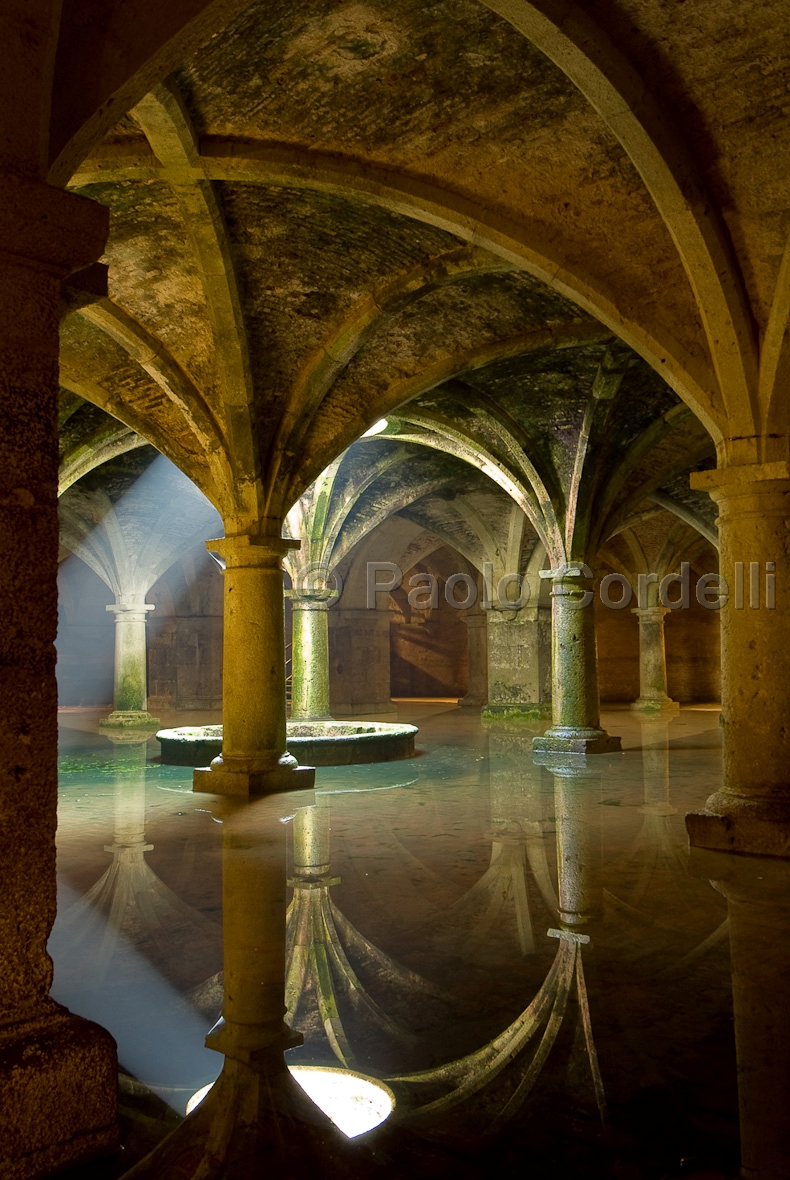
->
xmin=362 ymin=418 xmax=388 ymax=437
xmin=186 ymin=1083 xmax=213 ymax=1115
xmin=186 ymin=1066 xmax=394 ymax=1137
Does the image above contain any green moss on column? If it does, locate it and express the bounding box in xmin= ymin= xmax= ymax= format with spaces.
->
xmin=193 ymin=532 xmax=315 ymax=796
xmin=100 ymin=601 xmax=159 ymax=730
xmin=290 ymin=599 xmax=332 ymax=720
xmin=631 ymin=606 xmax=679 ymax=713
xmin=533 ymin=568 xmax=621 ymax=757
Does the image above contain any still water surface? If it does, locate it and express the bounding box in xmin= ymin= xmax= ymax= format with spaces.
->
xmin=51 ymin=704 xmax=777 ymax=1179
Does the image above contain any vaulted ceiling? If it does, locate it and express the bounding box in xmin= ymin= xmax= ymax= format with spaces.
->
xmin=54 ymin=0 xmax=790 ymax=544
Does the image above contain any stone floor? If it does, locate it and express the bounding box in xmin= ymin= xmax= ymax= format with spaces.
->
xmin=52 ymin=702 xmax=751 ymax=1179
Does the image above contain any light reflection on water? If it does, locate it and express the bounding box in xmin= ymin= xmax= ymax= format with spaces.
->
xmin=50 ymin=705 xmax=761 ymax=1177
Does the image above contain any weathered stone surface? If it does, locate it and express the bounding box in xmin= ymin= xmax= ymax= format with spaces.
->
xmin=0 ymin=175 xmax=118 ymax=1175
xmin=484 ymin=607 xmax=551 ymax=718
xmin=158 ymin=720 xmax=418 ymax=766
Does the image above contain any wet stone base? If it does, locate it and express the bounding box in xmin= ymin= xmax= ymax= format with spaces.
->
xmin=481 ymin=702 xmax=551 ymax=722
xmin=532 ymin=729 xmax=622 ymax=758
xmin=157 ymin=722 xmax=419 ymax=767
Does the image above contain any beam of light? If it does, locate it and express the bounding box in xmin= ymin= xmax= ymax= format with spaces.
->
xmin=186 ymin=1066 xmax=395 ymax=1137
xmin=57 ymin=452 xmax=223 ymax=709
xmin=50 ymin=882 xmax=220 ymax=1112
xmin=362 ymin=418 xmax=388 ymax=437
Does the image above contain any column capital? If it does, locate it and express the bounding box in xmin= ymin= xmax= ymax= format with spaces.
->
xmin=539 ymin=564 xmax=592 ymax=582
xmin=106 ymin=601 xmax=155 ymax=617
xmin=289 ymin=595 xmax=334 ymax=611
xmin=208 ymin=534 xmax=300 ymax=569
xmin=0 ymin=175 xmax=108 ymax=275
xmin=691 ymin=461 xmax=790 ymax=496
xmin=631 ymin=605 xmax=670 ymax=622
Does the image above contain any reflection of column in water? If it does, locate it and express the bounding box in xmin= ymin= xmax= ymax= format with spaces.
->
xmin=293 ymin=799 xmax=331 ymax=877
xmin=611 ymin=716 xmax=682 ymax=911
xmin=552 ymin=760 xmax=604 ymax=930
xmin=50 ymin=733 xmax=224 ymax=1111
xmin=57 ymin=734 xmax=218 ymax=990
xmin=123 ymin=793 xmax=372 ymax=1180
xmin=450 ymin=728 xmax=557 ymax=957
xmin=639 ymin=715 xmax=676 ymax=817
xmin=548 ymin=756 xmax=607 ymax=1121
xmin=390 ymin=754 xmax=607 ymax=1129
xmin=690 ymin=849 xmax=790 ymax=1180
xmin=287 ymin=800 xmax=445 ymax=1068
xmin=607 ymin=719 xmax=730 ymax=968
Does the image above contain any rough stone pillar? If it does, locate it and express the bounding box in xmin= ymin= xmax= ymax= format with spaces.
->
xmin=690 ymin=849 xmax=790 ymax=1180
xmin=290 ymin=598 xmax=332 ymax=720
xmin=533 ymin=568 xmax=621 ymax=757
xmin=482 ymin=605 xmax=551 ymax=718
xmin=194 ymin=534 xmax=315 ymax=796
xmin=100 ymin=599 xmax=160 ymax=729
xmin=631 ymin=606 xmax=679 ymax=714
xmin=460 ymin=612 xmax=488 ymax=707
xmin=0 ymin=176 xmax=118 ymax=1176
xmin=329 ymin=607 xmax=396 ymax=717
xmin=686 ymin=466 xmax=790 ymax=856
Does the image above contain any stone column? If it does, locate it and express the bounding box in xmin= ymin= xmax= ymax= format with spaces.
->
xmin=482 ymin=605 xmax=551 ymax=719
xmin=194 ymin=534 xmax=315 ymax=796
xmin=631 ymin=606 xmax=679 ymax=714
xmin=460 ymin=612 xmax=488 ymax=707
xmin=290 ymin=598 xmax=332 ymax=720
xmin=0 ymin=176 xmax=118 ymax=1174
xmin=100 ymin=599 xmax=160 ymax=729
xmin=329 ymin=608 xmax=397 ymax=717
xmin=533 ymin=568 xmax=621 ymax=757
xmin=686 ymin=465 xmax=790 ymax=857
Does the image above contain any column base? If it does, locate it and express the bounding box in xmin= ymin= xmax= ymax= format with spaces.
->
xmin=0 ymin=1007 xmax=118 ymax=1179
xmin=686 ymin=791 xmax=790 ymax=859
xmin=482 ymin=701 xmax=552 ymax=721
xmin=630 ymin=697 xmax=680 ymax=714
xmin=458 ymin=693 xmax=488 ymax=709
xmin=100 ymin=710 xmax=161 ymax=730
xmin=193 ymin=755 xmax=315 ymax=797
xmin=532 ymin=726 xmax=622 ymax=758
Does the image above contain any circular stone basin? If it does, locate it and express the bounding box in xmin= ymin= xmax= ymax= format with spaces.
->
xmin=156 ymin=721 xmax=418 ymax=767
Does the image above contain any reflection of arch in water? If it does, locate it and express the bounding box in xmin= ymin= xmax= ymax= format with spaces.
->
xmin=375 ymin=730 xmax=558 ymax=960
xmin=604 ymin=717 xmax=728 ymax=968
xmin=286 ymin=801 xmax=449 ymax=1069
xmin=56 ymin=736 xmax=220 ymax=993
xmin=389 ymin=757 xmax=607 ymax=1132
xmin=445 ymin=732 xmax=558 ymax=958
xmin=390 ymin=927 xmax=604 ymax=1130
